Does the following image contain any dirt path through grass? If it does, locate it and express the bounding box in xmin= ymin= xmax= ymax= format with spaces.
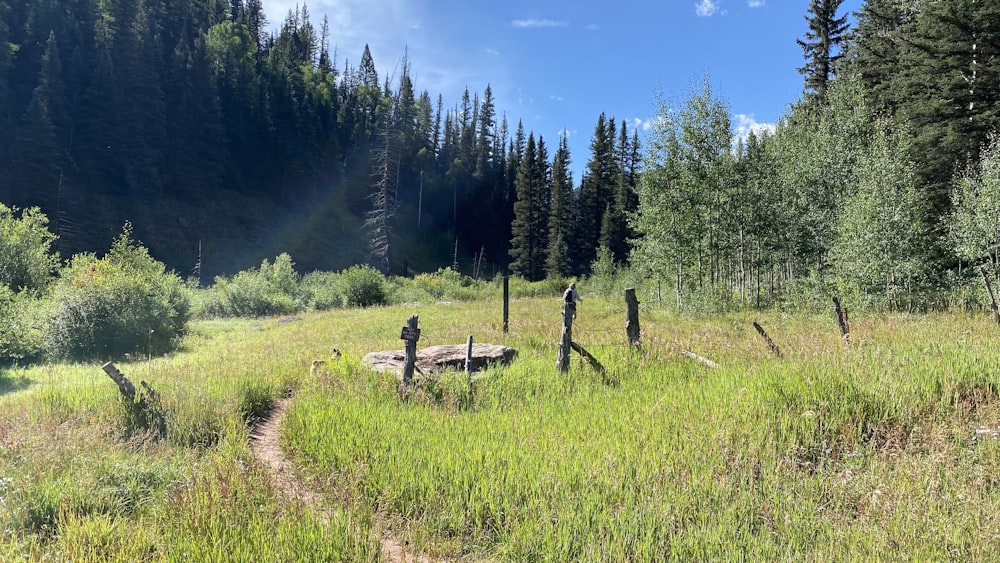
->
xmin=250 ymin=398 xmax=429 ymax=563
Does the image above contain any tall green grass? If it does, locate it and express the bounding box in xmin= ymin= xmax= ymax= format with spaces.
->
xmin=3 ymin=297 xmax=1000 ymax=560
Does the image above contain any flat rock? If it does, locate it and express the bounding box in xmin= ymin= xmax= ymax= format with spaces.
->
xmin=363 ymin=343 xmax=517 ymax=376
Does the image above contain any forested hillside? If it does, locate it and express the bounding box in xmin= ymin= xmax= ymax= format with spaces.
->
xmin=1 ymin=0 xmax=999 ymax=308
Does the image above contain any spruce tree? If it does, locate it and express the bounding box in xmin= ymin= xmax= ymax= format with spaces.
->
xmin=547 ymin=134 xmax=574 ymax=278
xmin=510 ymin=133 xmax=549 ymax=281
xmin=797 ymin=0 xmax=849 ymax=105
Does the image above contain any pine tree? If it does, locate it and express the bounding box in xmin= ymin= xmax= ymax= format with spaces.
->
xmin=576 ymin=113 xmax=617 ymax=273
xmin=510 ymin=133 xmax=549 ymax=281
xmin=547 ymin=134 xmax=574 ymax=278
xmin=797 ymin=0 xmax=849 ymax=105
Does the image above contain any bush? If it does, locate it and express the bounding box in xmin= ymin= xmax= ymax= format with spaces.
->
xmin=0 ymin=286 xmax=45 ymax=364
xmin=300 ymin=271 xmax=343 ymax=310
xmin=339 ymin=265 xmax=387 ymax=307
xmin=0 ymin=203 xmax=59 ymax=294
xmin=195 ymin=253 xmax=303 ymax=318
xmin=44 ymin=224 xmax=191 ymax=360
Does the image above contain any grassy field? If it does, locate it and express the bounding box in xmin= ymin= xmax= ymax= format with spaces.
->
xmin=3 ymin=294 xmax=1000 ymax=560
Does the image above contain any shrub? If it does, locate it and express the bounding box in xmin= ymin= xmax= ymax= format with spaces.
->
xmin=0 ymin=286 xmax=45 ymax=364
xmin=339 ymin=265 xmax=387 ymax=307
xmin=0 ymin=204 xmax=59 ymax=294
xmin=44 ymin=224 xmax=191 ymax=360
xmin=300 ymin=271 xmax=343 ymax=311
xmin=196 ymin=253 xmax=303 ymax=318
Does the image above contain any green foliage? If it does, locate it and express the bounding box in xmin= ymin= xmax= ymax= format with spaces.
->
xmin=43 ymin=224 xmax=191 ymax=361
xmin=0 ymin=286 xmax=45 ymax=363
xmin=300 ymin=270 xmax=344 ymax=310
xmin=0 ymin=204 xmax=58 ymax=294
xmin=196 ymin=253 xmax=303 ymax=318
xmin=830 ymin=120 xmax=928 ymax=308
xmin=339 ymin=264 xmax=387 ymax=307
xmin=951 ymin=132 xmax=1000 ymax=267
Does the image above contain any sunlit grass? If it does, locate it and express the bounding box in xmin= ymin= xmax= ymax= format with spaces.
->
xmin=3 ymin=297 xmax=1000 ymax=559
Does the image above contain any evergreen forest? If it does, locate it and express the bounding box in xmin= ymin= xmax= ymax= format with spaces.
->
xmin=1 ymin=0 xmax=999 ymax=309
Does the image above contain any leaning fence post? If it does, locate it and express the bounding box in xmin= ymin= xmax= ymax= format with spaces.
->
xmin=556 ymin=302 xmax=573 ymax=372
xmin=832 ymin=297 xmax=850 ymax=349
xmin=752 ymin=321 xmax=782 ymax=358
xmin=625 ymin=288 xmax=641 ymax=349
xmin=982 ymin=267 xmax=1000 ymax=325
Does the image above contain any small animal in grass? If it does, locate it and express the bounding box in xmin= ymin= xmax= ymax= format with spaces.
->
xmin=310 ymin=359 xmax=328 ymax=378
xmin=331 ymin=348 xmax=342 ymax=360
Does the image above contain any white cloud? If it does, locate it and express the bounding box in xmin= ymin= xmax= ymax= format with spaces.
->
xmin=586 ymin=23 xmax=602 ymax=31
xmin=695 ymin=0 xmax=720 ymax=17
xmin=747 ymin=0 xmax=765 ymax=7
xmin=558 ymin=128 xmax=578 ymax=139
xmin=485 ymin=48 xmax=501 ymax=56
xmin=550 ymin=94 xmax=565 ymax=102
xmin=511 ymin=19 xmax=569 ymax=29
xmin=733 ymin=114 xmax=777 ymax=143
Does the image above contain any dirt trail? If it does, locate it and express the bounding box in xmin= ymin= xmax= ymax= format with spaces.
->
xmin=249 ymin=398 xmax=430 ymax=563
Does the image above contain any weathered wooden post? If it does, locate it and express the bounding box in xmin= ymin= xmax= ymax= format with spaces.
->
xmin=465 ymin=334 xmax=475 ymax=405
xmin=680 ymin=350 xmax=719 ymax=368
xmin=752 ymin=321 xmax=782 ymax=358
xmin=832 ymin=297 xmax=850 ymax=349
xmin=982 ymin=267 xmax=1000 ymax=325
xmin=625 ymin=288 xmax=641 ymax=349
xmin=557 ymin=302 xmax=573 ymax=372
xmin=503 ymin=275 xmax=510 ymax=335
xmin=465 ymin=335 xmax=474 ymax=373
xmin=400 ymin=315 xmax=420 ymax=394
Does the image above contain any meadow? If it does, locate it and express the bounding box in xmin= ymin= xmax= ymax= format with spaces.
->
xmin=3 ymin=290 xmax=1000 ymax=561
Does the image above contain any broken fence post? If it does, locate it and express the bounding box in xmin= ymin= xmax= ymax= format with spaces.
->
xmin=557 ymin=302 xmax=573 ymax=373
xmin=832 ymin=297 xmax=851 ymax=349
xmin=625 ymin=288 xmax=641 ymax=349
xmin=569 ymin=341 xmax=606 ymax=374
xmin=680 ymin=350 xmax=719 ymax=369
xmin=982 ymin=267 xmax=1000 ymax=325
xmin=752 ymin=321 xmax=782 ymax=358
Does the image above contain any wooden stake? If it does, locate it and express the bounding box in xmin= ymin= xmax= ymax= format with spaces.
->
xmin=681 ymin=350 xmax=719 ymax=369
xmin=752 ymin=321 xmax=782 ymax=358
xmin=832 ymin=297 xmax=851 ymax=349
xmin=625 ymin=288 xmax=641 ymax=349
xmin=503 ymin=275 xmax=510 ymax=335
xmin=557 ymin=303 xmax=573 ymax=372
xmin=401 ymin=315 xmax=419 ymax=393
xmin=570 ymin=341 xmax=605 ymax=373
xmin=982 ymin=267 xmax=1000 ymax=325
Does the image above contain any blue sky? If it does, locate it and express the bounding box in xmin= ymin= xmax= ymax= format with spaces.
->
xmin=262 ymin=0 xmax=863 ymax=180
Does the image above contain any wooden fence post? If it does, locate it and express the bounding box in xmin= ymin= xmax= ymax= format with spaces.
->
xmin=832 ymin=297 xmax=850 ymax=349
xmin=503 ymin=275 xmax=510 ymax=335
xmin=982 ymin=267 xmax=1000 ymax=325
xmin=752 ymin=321 xmax=782 ymax=358
xmin=557 ymin=303 xmax=573 ymax=372
xmin=400 ymin=315 xmax=420 ymax=393
xmin=625 ymin=288 xmax=641 ymax=349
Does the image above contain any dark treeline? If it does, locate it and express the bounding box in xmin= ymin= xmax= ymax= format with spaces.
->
xmin=0 ymin=0 xmax=637 ymax=280
xmin=2 ymin=0 xmax=1000 ymax=309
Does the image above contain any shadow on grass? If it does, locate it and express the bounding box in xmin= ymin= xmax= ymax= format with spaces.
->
xmin=0 ymin=370 xmax=34 ymax=397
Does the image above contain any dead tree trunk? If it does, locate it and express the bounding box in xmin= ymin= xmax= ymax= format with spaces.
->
xmin=625 ymin=288 xmax=641 ymax=349
xmin=752 ymin=321 xmax=782 ymax=358
xmin=557 ymin=303 xmax=573 ymax=372
xmin=832 ymin=297 xmax=851 ymax=349
xmin=982 ymin=267 xmax=1000 ymax=325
